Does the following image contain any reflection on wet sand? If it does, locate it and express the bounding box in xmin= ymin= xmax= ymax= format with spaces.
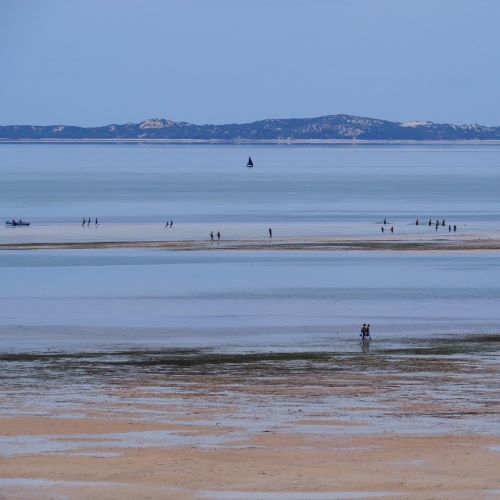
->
xmin=0 ymin=335 xmax=498 ymax=498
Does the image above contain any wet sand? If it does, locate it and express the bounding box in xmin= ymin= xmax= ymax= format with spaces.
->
xmin=1 ymin=431 xmax=498 ymax=499
xmin=1 ymin=336 xmax=499 ymax=498
xmin=2 ymin=234 xmax=500 ymax=252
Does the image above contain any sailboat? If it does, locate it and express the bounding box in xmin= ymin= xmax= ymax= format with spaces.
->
xmin=246 ymin=156 xmax=254 ymax=168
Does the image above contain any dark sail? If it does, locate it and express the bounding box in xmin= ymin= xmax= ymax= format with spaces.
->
xmin=246 ymin=156 xmax=253 ymax=168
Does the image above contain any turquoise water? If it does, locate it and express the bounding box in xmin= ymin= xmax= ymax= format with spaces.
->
xmin=1 ymin=145 xmax=500 ymax=350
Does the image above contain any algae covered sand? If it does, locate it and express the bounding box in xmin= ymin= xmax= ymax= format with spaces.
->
xmin=0 ymin=334 xmax=499 ymax=498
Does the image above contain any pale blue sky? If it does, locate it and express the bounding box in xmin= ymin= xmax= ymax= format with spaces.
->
xmin=1 ymin=0 xmax=499 ymax=126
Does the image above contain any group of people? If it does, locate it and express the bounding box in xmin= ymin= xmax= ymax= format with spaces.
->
xmin=380 ymin=218 xmax=394 ymax=233
xmin=81 ymin=217 xmax=98 ymax=227
xmin=360 ymin=323 xmax=371 ymax=340
xmin=78 ymin=219 xmax=273 ymax=240
xmin=419 ymin=218 xmax=457 ymax=232
xmin=208 ymin=228 xmax=272 ymax=241
xmin=381 ymin=217 xmax=458 ymax=234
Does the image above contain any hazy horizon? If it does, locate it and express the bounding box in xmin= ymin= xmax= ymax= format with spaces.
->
xmin=2 ymin=112 xmax=500 ymax=128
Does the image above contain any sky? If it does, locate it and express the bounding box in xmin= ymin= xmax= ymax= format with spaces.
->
xmin=1 ymin=0 xmax=499 ymax=126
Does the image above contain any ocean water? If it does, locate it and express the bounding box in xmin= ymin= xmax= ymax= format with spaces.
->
xmin=1 ymin=144 xmax=500 ymax=242
xmin=0 ymin=145 xmax=500 ymax=351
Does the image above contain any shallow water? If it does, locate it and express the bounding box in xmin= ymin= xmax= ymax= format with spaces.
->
xmin=1 ymin=144 xmax=500 ymax=350
xmin=1 ymin=249 xmax=500 ymax=352
xmin=1 ymin=144 xmax=500 ymax=242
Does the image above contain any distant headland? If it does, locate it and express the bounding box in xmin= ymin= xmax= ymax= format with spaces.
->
xmin=2 ymin=114 xmax=500 ymax=144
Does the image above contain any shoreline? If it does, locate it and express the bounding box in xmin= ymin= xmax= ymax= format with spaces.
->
xmin=3 ymin=139 xmax=500 ymax=145
xmin=2 ymin=236 xmax=500 ymax=252
xmin=1 ymin=336 xmax=499 ymax=498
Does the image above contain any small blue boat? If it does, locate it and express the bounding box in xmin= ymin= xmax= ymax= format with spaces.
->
xmin=5 ymin=220 xmax=30 ymax=227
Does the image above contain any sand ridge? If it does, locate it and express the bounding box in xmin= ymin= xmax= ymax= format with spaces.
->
xmin=2 ymin=234 xmax=500 ymax=252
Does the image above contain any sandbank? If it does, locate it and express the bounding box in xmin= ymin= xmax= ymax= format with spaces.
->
xmin=2 ymin=234 xmax=500 ymax=252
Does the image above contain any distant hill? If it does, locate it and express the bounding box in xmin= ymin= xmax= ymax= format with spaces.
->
xmin=2 ymin=115 xmax=500 ymax=142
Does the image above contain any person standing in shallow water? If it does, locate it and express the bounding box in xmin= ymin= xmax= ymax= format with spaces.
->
xmin=217 ymin=231 xmax=221 ymax=241
xmin=268 ymin=227 xmax=272 ymax=238
xmin=390 ymin=226 xmax=394 ymax=233
xmin=82 ymin=217 xmax=86 ymax=227
xmin=210 ymin=231 xmax=214 ymax=241
xmin=381 ymin=226 xmax=384 ymax=233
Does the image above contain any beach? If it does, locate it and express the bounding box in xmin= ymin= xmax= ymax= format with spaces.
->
xmin=4 ymin=0 xmax=500 ymax=495
xmin=1 ymin=247 xmax=499 ymax=498
xmin=1 ymin=335 xmax=499 ymax=499
xmin=1 ymin=144 xmax=500 ymax=498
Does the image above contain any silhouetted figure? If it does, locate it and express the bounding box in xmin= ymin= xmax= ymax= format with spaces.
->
xmin=82 ymin=217 xmax=86 ymax=227
xmin=390 ymin=226 xmax=394 ymax=233
xmin=360 ymin=323 xmax=371 ymax=342
xmin=95 ymin=217 xmax=99 ymax=226
xmin=210 ymin=231 xmax=214 ymax=241
xmin=217 ymin=231 xmax=221 ymax=241
xmin=170 ymin=220 xmax=173 ymax=228
xmin=416 ymin=218 xmax=419 ymax=225
xmin=381 ymin=226 xmax=384 ymax=233
xmin=448 ymin=225 xmax=451 ymax=232
xmin=268 ymin=227 xmax=272 ymax=238
xmin=384 ymin=217 xmax=387 ymax=225
xmin=453 ymin=225 xmax=457 ymax=232
xmin=165 ymin=221 xmax=169 ymax=228
xmin=442 ymin=219 xmax=446 ymax=226
xmin=87 ymin=217 xmax=91 ymax=227
xmin=428 ymin=218 xmax=432 ymax=226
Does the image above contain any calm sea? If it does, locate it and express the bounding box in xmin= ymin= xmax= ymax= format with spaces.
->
xmin=1 ymin=144 xmax=500 ymax=350
xmin=1 ymin=144 xmax=500 ymax=241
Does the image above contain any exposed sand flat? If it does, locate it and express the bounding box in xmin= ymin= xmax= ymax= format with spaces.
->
xmin=0 ymin=416 xmax=222 ymax=437
xmin=2 ymin=235 xmax=500 ymax=252
xmin=1 ymin=434 xmax=499 ymax=499
xmin=1 ymin=337 xmax=499 ymax=499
